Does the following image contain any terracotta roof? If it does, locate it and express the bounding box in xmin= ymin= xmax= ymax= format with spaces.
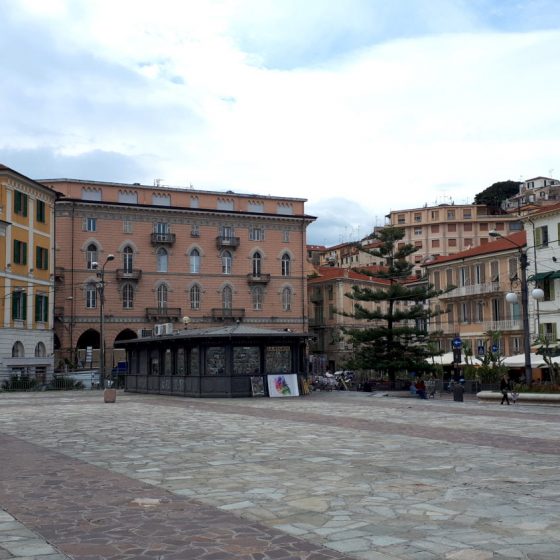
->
xmin=427 ymin=231 xmax=526 ymax=265
xmin=308 ymin=266 xmax=390 ymax=284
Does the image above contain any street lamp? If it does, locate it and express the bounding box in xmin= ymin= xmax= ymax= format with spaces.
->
xmin=93 ymin=254 xmax=115 ymax=388
xmin=489 ymin=231 xmax=543 ymax=384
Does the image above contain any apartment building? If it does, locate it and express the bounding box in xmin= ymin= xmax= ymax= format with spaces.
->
xmin=386 ymin=204 xmax=522 ymax=274
xmin=523 ymin=202 xmax=560 ymax=345
xmin=307 ymin=266 xmax=394 ymax=371
xmin=45 ymin=178 xmax=315 ymax=370
xmin=317 ymin=238 xmax=382 ymax=269
xmin=424 ymin=231 xmax=530 ymax=357
xmin=503 ymin=176 xmax=560 ymax=213
xmin=0 ymin=165 xmax=57 ymax=378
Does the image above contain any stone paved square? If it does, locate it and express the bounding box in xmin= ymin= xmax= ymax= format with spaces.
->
xmin=0 ymin=390 xmax=559 ymax=559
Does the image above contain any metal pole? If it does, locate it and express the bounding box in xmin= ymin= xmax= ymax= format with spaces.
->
xmin=99 ymin=268 xmax=105 ymax=389
xmin=519 ymin=251 xmax=532 ymax=385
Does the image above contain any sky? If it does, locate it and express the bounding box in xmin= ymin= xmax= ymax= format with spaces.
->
xmin=2 ymin=0 xmax=560 ymax=247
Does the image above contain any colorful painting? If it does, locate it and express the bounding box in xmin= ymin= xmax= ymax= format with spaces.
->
xmin=267 ymin=374 xmax=300 ymax=397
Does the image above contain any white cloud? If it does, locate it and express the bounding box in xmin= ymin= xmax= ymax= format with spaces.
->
xmin=1 ymin=0 xmax=560 ymax=245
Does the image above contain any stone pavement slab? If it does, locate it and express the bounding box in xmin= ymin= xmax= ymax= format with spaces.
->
xmin=0 ymin=391 xmax=559 ymax=559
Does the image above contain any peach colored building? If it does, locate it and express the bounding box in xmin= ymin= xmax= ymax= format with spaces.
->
xmin=386 ymin=204 xmax=523 ymax=274
xmin=45 ymin=178 xmax=315 ymax=370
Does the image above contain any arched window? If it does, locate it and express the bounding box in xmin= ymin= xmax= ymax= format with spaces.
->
xmin=281 ymin=253 xmax=291 ymax=276
xmin=86 ymin=244 xmax=98 ymax=269
xmin=282 ymin=287 xmax=292 ymax=311
xmin=252 ymin=251 xmax=262 ymax=276
xmin=222 ymin=285 xmax=232 ymax=309
xmin=222 ymin=250 xmax=232 ymax=275
xmin=252 ymin=286 xmax=263 ymax=310
xmin=123 ymin=284 xmax=134 ymax=309
xmin=190 ymin=284 xmax=200 ymax=310
xmin=157 ymin=284 xmax=168 ymax=309
xmin=123 ymin=246 xmax=133 ymax=273
xmin=86 ymin=283 xmax=97 ymax=308
xmin=12 ymin=341 xmax=24 ymax=357
xmin=157 ymin=247 xmax=168 ymax=273
xmin=35 ymin=342 xmax=46 ymax=357
xmin=189 ymin=249 xmax=200 ymax=273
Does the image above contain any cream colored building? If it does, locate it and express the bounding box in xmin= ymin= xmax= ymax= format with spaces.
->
xmin=0 ymin=165 xmax=57 ymax=379
xmin=424 ymin=231 xmax=528 ymax=357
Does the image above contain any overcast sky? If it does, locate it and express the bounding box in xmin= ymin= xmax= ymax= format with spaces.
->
xmin=2 ymin=0 xmax=560 ymax=246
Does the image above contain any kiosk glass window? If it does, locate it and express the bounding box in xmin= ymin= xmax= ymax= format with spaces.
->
xmin=206 ymin=347 xmax=225 ymax=375
xmin=266 ymin=346 xmax=291 ymax=373
xmin=233 ymin=346 xmax=260 ymax=375
xmin=190 ymin=347 xmax=199 ymax=376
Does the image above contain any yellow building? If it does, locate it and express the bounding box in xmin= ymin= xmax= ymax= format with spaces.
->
xmin=0 ymin=165 xmax=57 ymax=381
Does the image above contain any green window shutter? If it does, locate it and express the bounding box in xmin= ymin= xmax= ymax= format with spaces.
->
xmin=12 ymin=293 xmax=17 ymax=319
xmin=535 ymin=227 xmax=542 ymax=248
xmin=23 ymin=194 xmax=28 ymax=217
xmin=35 ymin=295 xmax=40 ymax=321
xmin=44 ymin=296 xmax=49 ymax=322
xmin=14 ymin=191 xmax=20 ymax=214
xmin=550 ymin=281 xmax=555 ymax=301
xmin=36 ymin=247 xmax=40 ymax=269
xmin=13 ymin=240 xmax=20 ymax=263
xmin=45 ymin=249 xmax=48 ymax=270
xmin=22 ymin=293 xmax=27 ymax=320
xmin=22 ymin=242 xmax=27 ymax=265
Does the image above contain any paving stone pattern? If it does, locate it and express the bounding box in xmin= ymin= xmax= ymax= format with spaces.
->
xmin=0 ymin=391 xmax=559 ymax=559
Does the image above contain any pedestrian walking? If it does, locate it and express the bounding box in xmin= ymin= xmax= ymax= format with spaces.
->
xmin=500 ymin=373 xmax=511 ymax=405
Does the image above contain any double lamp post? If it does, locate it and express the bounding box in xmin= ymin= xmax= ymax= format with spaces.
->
xmin=489 ymin=231 xmax=543 ymax=385
xmin=93 ymin=254 xmax=114 ymax=388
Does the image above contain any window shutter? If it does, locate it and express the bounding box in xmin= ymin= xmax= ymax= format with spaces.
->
xmin=22 ymin=242 xmax=27 ymax=265
xmin=535 ymin=227 xmax=542 ymax=247
xmin=553 ymin=323 xmax=558 ymax=342
xmin=550 ymin=281 xmax=555 ymax=302
xmin=12 ymin=293 xmax=17 ymax=319
xmin=22 ymin=293 xmax=27 ymax=320
xmin=35 ymin=295 xmax=40 ymax=321
xmin=13 ymin=240 xmax=20 ymax=263
xmin=82 ymin=218 xmax=87 ymax=231
xmin=36 ymin=247 xmax=41 ymax=269
xmin=14 ymin=192 xmax=20 ymax=214
xmin=23 ymin=194 xmax=28 ymax=217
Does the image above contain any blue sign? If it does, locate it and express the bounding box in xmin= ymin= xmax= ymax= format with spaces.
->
xmin=452 ymin=337 xmax=462 ymax=349
xmin=478 ymin=345 xmax=485 ymax=355
xmin=491 ymin=344 xmax=498 ymax=352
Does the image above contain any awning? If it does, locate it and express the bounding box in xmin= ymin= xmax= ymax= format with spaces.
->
xmin=527 ymin=271 xmax=560 ymax=282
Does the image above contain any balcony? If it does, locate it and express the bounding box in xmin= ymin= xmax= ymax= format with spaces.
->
xmin=438 ymin=282 xmax=501 ymax=299
xmin=150 ymin=232 xmax=176 ymax=245
xmin=246 ymin=273 xmax=271 ymax=284
xmin=216 ymin=236 xmax=240 ymax=249
xmin=211 ymin=308 xmax=245 ymax=321
xmin=116 ymin=269 xmax=142 ymax=282
xmin=145 ymin=307 xmax=182 ymax=321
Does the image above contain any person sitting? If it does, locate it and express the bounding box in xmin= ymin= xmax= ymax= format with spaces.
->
xmin=415 ymin=378 xmax=427 ymax=399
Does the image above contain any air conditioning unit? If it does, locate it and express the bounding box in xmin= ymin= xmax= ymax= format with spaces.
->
xmin=137 ymin=328 xmax=153 ymax=338
xmin=154 ymin=324 xmax=165 ymax=336
xmin=164 ymin=323 xmax=174 ymax=335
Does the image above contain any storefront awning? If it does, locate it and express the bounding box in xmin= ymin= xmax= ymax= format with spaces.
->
xmin=527 ymin=271 xmax=560 ymax=282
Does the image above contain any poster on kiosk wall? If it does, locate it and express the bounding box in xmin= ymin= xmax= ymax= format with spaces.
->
xmin=267 ymin=374 xmax=300 ymax=397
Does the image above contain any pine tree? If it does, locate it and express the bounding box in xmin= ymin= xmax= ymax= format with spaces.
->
xmin=342 ymin=227 xmax=445 ymax=384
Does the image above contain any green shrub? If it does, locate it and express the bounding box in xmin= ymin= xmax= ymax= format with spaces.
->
xmin=1 ymin=375 xmax=38 ymax=392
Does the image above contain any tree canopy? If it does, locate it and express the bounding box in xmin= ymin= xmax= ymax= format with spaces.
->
xmin=474 ymin=180 xmax=520 ymax=209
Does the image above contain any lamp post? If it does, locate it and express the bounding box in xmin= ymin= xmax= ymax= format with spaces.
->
xmin=489 ymin=231 xmax=543 ymax=385
xmin=94 ymin=254 xmax=114 ymax=388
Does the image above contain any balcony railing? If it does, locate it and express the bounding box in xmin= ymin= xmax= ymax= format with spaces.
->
xmin=216 ymin=236 xmax=240 ymax=249
xmin=428 ymin=319 xmax=522 ymax=334
xmin=150 ymin=232 xmax=176 ymax=245
xmin=145 ymin=307 xmax=182 ymax=321
xmin=246 ymin=273 xmax=271 ymax=284
xmin=211 ymin=308 xmax=245 ymax=320
xmin=438 ymin=282 xmax=501 ymax=299
xmin=116 ymin=269 xmax=142 ymax=281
